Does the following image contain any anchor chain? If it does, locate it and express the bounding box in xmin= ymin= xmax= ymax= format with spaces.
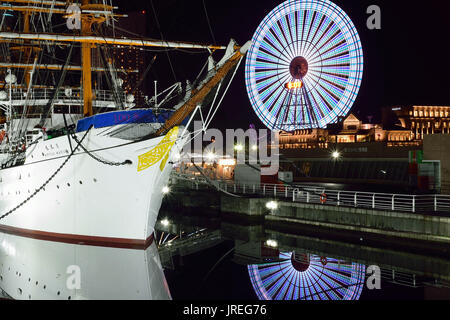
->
xmin=71 ymin=134 xmax=132 ymax=167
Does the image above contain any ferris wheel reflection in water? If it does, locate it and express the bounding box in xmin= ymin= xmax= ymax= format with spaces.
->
xmin=248 ymin=251 xmax=365 ymax=300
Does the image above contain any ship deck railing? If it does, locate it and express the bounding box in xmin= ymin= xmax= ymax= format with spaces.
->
xmin=3 ymin=88 xmax=126 ymax=103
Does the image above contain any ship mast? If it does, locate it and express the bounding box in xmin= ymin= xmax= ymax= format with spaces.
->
xmin=81 ymin=0 xmax=93 ymax=117
xmin=0 ymin=1 xmax=242 ymax=138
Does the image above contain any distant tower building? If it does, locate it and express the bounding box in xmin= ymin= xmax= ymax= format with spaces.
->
xmin=110 ymin=11 xmax=149 ymax=107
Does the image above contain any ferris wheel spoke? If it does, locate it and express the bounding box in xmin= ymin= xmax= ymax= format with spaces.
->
xmin=257 ymin=46 xmax=290 ymax=66
xmin=318 ymin=50 xmax=350 ymax=66
xmin=311 ymin=85 xmax=334 ymax=114
xmin=303 ymin=91 xmax=320 ymax=126
xmin=320 ymin=39 xmax=348 ymax=60
xmin=303 ymin=14 xmax=327 ymax=59
xmin=276 ymin=19 xmax=296 ymax=59
xmin=317 ymin=83 xmax=340 ymax=105
xmin=307 ymin=89 xmax=326 ymax=119
xmin=281 ymin=90 xmax=295 ymax=126
xmin=285 ymin=13 xmax=298 ymax=55
xmin=265 ymin=88 xmax=287 ymax=116
xmin=299 ymin=10 xmax=309 ymax=54
xmin=309 ymin=29 xmax=342 ymax=63
xmin=255 ymin=72 xmax=281 ymax=87
xmin=255 ymin=57 xmax=285 ymax=68
xmin=267 ymin=27 xmax=293 ymax=61
xmin=261 ymin=38 xmax=292 ymax=65
xmin=274 ymin=95 xmax=290 ymax=127
xmin=303 ymin=11 xmax=321 ymax=58
xmin=321 ymin=69 xmax=350 ymax=81
xmin=322 ymin=76 xmax=346 ymax=94
xmin=258 ymin=75 xmax=289 ymax=103
xmin=308 ymin=19 xmax=336 ymax=59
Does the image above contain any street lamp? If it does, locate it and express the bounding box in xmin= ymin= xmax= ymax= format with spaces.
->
xmin=162 ymin=186 xmax=170 ymax=194
xmin=266 ymin=201 xmax=278 ymax=210
xmin=206 ymin=152 xmax=216 ymax=161
xmin=332 ymin=151 xmax=341 ymax=160
xmin=266 ymin=239 xmax=278 ymax=248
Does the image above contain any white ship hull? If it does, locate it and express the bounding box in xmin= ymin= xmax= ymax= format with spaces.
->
xmin=0 ymin=126 xmax=184 ymax=248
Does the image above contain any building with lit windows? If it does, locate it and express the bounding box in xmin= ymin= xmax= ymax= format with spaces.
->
xmin=109 ymin=11 xmax=150 ymax=107
xmin=392 ymin=106 xmax=450 ymax=139
xmin=278 ymin=112 xmax=417 ymax=150
xmin=276 ymin=107 xmax=450 ymax=192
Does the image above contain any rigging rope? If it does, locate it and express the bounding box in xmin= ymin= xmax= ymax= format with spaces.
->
xmin=202 ymin=0 xmax=216 ymax=45
xmin=149 ymin=0 xmax=178 ymax=83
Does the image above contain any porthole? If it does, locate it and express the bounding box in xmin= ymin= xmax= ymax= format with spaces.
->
xmin=67 ymin=183 xmax=70 ymax=187
xmin=17 ymin=288 xmax=22 ymax=295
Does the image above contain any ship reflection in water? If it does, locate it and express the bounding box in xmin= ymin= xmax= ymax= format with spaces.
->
xmin=0 ymin=232 xmax=171 ymax=300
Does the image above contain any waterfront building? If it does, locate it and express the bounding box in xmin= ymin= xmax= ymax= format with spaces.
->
xmin=392 ymin=106 xmax=450 ymax=139
xmin=278 ymin=112 xmax=421 ymax=150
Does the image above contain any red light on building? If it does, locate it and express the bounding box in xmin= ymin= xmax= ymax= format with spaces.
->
xmin=285 ymin=81 xmax=303 ymax=90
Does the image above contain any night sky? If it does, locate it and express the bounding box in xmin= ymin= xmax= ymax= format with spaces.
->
xmin=114 ymin=0 xmax=450 ymax=131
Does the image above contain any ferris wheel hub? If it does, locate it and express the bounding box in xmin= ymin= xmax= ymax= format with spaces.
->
xmin=289 ymin=56 xmax=309 ymax=79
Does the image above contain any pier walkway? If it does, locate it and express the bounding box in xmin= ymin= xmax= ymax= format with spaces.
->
xmin=172 ymin=173 xmax=450 ymax=215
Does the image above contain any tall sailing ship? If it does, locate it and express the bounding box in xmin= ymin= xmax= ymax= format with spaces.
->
xmin=0 ymin=1 xmax=248 ymax=250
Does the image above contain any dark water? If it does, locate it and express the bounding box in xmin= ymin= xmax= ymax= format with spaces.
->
xmin=158 ymin=209 xmax=450 ymax=301
xmin=1 ymin=208 xmax=449 ymax=301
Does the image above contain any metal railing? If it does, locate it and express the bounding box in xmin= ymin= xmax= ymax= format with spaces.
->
xmin=173 ymin=174 xmax=450 ymax=214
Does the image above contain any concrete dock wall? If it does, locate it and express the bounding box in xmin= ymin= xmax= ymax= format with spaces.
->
xmin=166 ymin=189 xmax=450 ymax=250
xmin=270 ymin=201 xmax=450 ymax=239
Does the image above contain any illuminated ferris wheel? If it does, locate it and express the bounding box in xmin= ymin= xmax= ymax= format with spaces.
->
xmin=245 ymin=0 xmax=364 ymax=131
xmin=248 ymin=252 xmax=365 ymax=300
